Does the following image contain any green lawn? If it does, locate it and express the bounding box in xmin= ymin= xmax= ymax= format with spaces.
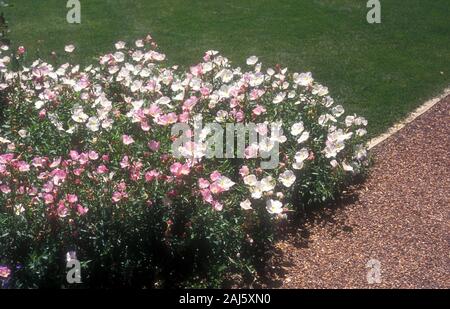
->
xmin=3 ymin=0 xmax=449 ymax=136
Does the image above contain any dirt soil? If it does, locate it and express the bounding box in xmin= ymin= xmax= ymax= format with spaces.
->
xmin=266 ymin=96 xmax=450 ymax=289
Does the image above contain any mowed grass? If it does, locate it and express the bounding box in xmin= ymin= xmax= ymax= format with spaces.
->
xmin=3 ymin=0 xmax=449 ymax=136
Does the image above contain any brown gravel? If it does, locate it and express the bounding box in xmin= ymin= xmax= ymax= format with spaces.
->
xmin=270 ymin=96 xmax=450 ymax=289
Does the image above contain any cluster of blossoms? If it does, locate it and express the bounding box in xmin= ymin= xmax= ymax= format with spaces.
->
xmin=0 ymin=35 xmax=368 ymax=287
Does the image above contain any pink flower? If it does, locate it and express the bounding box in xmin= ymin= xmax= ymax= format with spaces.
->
xmin=88 ymin=151 xmax=99 ymax=160
xmin=210 ymin=171 xmax=222 ymax=182
xmin=28 ymin=187 xmax=38 ymax=196
xmin=235 ymin=111 xmax=244 ymax=123
xmin=117 ymin=182 xmax=127 ymax=192
xmin=250 ymin=88 xmax=265 ymax=100
xmin=178 ymin=112 xmax=190 ymax=123
xmin=239 ymin=166 xmax=250 ymax=177
xmin=73 ymin=168 xmax=84 ymax=176
xmin=198 ymin=178 xmax=210 ymax=189
xmin=182 ymin=96 xmax=198 ymax=112
xmin=57 ymin=203 xmax=69 ymax=218
xmin=200 ymin=189 xmax=213 ymax=203
xmin=96 ymin=165 xmax=108 ymax=174
xmin=230 ymin=98 xmax=239 ymax=108
xmin=76 ymin=204 xmax=89 ymax=216
xmin=17 ymin=161 xmax=30 ymax=172
xmin=170 ymin=162 xmax=190 ymax=178
xmin=52 ymin=169 xmax=67 ymax=185
xmin=145 ymin=170 xmax=159 ymax=182
xmin=112 ymin=191 xmax=122 ymax=203
xmin=120 ymin=156 xmax=130 ymax=169
xmin=141 ymin=120 xmax=150 ymax=131
xmin=43 ymin=181 xmax=54 ymax=193
xmin=44 ymin=194 xmax=54 ymax=205
xmin=210 ymin=182 xmax=224 ymax=195
xmin=67 ymin=194 xmax=78 ymax=204
xmin=122 ymin=135 xmax=135 ymax=145
xmin=0 ymin=185 xmax=11 ymax=194
xmin=17 ymin=46 xmax=26 ymax=55
xmin=252 ymin=105 xmax=266 ymax=116
xmin=148 ymin=104 xmax=161 ymax=117
xmin=32 ymin=157 xmax=46 ymax=168
xmin=38 ymin=109 xmax=47 ymax=119
xmin=156 ymin=113 xmax=178 ymax=126
xmin=79 ymin=153 xmax=89 ymax=165
xmin=245 ymin=144 xmax=259 ymax=159
xmin=49 ymin=157 xmax=61 ymax=168
xmin=0 ymin=266 xmax=11 ymax=279
xmin=212 ymin=201 xmax=223 ymax=211
xmin=69 ymin=150 xmax=80 ymax=161
xmin=0 ymin=153 xmax=14 ymax=164
xmin=200 ymin=87 xmax=211 ymax=96
xmin=148 ymin=140 xmax=160 ymax=152
xmin=190 ymin=64 xmax=203 ymax=76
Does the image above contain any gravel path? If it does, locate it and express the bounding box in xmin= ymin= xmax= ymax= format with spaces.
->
xmin=272 ymin=96 xmax=450 ymax=289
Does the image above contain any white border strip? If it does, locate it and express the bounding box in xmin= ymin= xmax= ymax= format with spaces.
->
xmin=368 ymin=87 xmax=450 ymax=150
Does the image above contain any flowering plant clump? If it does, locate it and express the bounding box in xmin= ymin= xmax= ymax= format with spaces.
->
xmin=0 ymin=35 xmax=368 ymax=288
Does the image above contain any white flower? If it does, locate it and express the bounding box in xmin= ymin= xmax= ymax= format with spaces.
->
xmin=273 ymin=92 xmax=286 ymax=104
xmin=66 ymin=251 xmax=77 ymax=263
xmin=240 ymin=199 xmax=253 ymax=210
xmin=324 ymin=141 xmax=344 ymax=158
xmin=323 ymin=129 xmax=353 ymax=158
xmin=135 ymin=39 xmax=144 ymax=48
xmin=293 ymin=148 xmax=309 ymax=170
xmin=16 ymin=129 xmax=27 ymax=138
xmin=331 ymin=105 xmax=345 ymax=117
xmin=64 ymin=44 xmax=75 ymax=53
xmin=215 ymin=110 xmax=228 ymax=123
xmin=295 ymin=148 xmax=309 ymax=163
xmin=266 ymin=199 xmax=283 ymax=215
xmin=259 ymin=138 xmax=275 ymax=152
xmin=246 ymin=56 xmax=259 ymax=66
xmin=312 ymin=84 xmax=329 ymax=96
xmin=0 ymin=136 xmax=11 ymax=144
xmin=215 ymin=69 xmax=233 ymax=83
xmin=291 ymin=122 xmax=304 ymax=136
xmin=270 ymin=122 xmax=287 ymax=143
xmin=250 ymin=186 xmax=263 ymax=199
xmin=355 ymin=117 xmax=368 ymax=126
xmin=293 ymin=72 xmax=313 ymax=87
xmin=345 ymin=115 xmax=355 ymax=127
xmin=279 ymin=170 xmax=296 ymax=188
xmin=318 ymin=114 xmax=337 ymax=126
xmin=34 ymin=100 xmax=45 ymax=109
xmin=342 ymin=161 xmax=354 ymax=172
xmin=131 ymin=80 xmax=143 ymax=92
xmin=330 ymin=160 xmax=339 ymax=168
xmin=354 ymin=145 xmax=367 ymax=160
xmin=71 ymin=107 xmax=88 ymax=123
xmin=155 ymin=96 xmax=173 ymax=108
xmin=249 ymin=72 xmax=265 ymax=87
xmin=217 ymin=176 xmax=235 ymax=190
xmin=66 ymin=126 xmax=75 ymax=134
xmin=244 ymin=175 xmax=258 ymax=186
xmin=115 ymin=41 xmax=126 ymax=50
xmin=356 ymin=128 xmax=367 ymax=137
xmin=101 ymin=119 xmax=114 ymax=130
xmin=14 ymin=204 xmax=25 ymax=215
xmin=86 ymin=116 xmax=100 ymax=132
xmin=260 ymin=176 xmax=276 ymax=192
xmin=297 ymin=131 xmax=310 ymax=144
xmin=114 ymin=51 xmax=125 ymax=62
